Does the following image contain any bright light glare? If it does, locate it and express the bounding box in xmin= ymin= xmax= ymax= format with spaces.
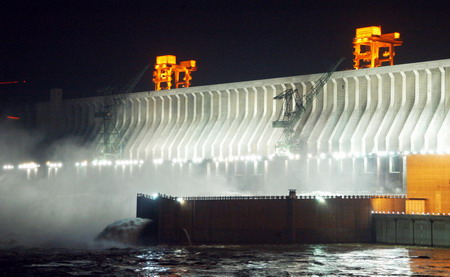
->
xmin=115 ymin=159 xmax=144 ymax=166
xmin=46 ymin=161 xmax=63 ymax=168
xmin=316 ymin=196 xmax=326 ymax=204
xmin=192 ymin=157 xmax=203 ymax=164
xmin=153 ymin=159 xmax=163 ymax=165
xmin=92 ymin=159 xmax=113 ymax=166
xmin=3 ymin=164 xmax=14 ymax=170
xmin=176 ymin=197 xmax=185 ymax=204
xmin=75 ymin=161 xmax=88 ymax=167
xmin=18 ymin=162 xmax=40 ymax=170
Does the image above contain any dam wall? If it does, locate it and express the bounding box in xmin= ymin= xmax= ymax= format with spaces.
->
xmin=35 ymin=59 xmax=450 ymax=161
xmin=8 ymin=58 xmax=449 ymax=194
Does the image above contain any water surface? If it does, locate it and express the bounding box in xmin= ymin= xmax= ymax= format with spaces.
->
xmin=2 ymin=244 xmax=450 ymax=276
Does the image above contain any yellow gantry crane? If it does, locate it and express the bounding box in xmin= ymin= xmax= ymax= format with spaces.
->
xmin=353 ymin=26 xmax=403 ymax=69
xmin=153 ymin=55 xmax=197 ymax=91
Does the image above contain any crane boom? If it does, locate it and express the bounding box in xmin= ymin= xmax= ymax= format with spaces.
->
xmin=95 ymin=65 xmax=150 ymax=158
xmin=272 ymin=58 xmax=344 ymax=155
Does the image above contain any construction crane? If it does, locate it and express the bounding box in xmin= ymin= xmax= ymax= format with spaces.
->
xmin=272 ymin=58 xmax=344 ymax=155
xmin=95 ymin=65 xmax=150 ymax=158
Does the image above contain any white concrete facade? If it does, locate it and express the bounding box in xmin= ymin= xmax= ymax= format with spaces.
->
xmin=33 ymin=59 xmax=450 ymax=194
xmin=39 ymin=59 xmax=450 ymax=161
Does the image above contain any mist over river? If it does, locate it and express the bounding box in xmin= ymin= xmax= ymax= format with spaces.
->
xmin=2 ymin=126 xmax=450 ymax=276
xmin=2 ymin=244 xmax=450 ymax=276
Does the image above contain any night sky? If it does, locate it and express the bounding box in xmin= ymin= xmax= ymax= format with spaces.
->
xmin=1 ymin=0 xmax=449 ymax=104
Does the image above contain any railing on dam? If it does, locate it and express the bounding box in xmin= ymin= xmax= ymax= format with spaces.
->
xmin=137 ymin=192 xmax=406 ymax=201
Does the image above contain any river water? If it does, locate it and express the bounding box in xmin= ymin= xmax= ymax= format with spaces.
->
xmin=1 ymin=244 xmax=450 ymax=276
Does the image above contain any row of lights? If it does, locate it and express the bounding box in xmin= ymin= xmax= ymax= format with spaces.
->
xmin=156 ymin=150 xmax=449 ymax=165
xmin=372 ymin=211 xmax=450 ymax=216
xmin=283 ymin=150 xmax=450 ymax=161
xmin=18 ymin=162 xmax=40 ymax=170
xmin=150 ymin=193 xmax=185 ymax=204
xmin=86 ymin=159 xmax=144 ymax=167
xmin=3 ymin=162 xmax=49 ymax=170
xmin=2 ymin=159 xmax=145 ymax=170
xmin=46 ymin=161 xmax=63 ymax=168
xmin=3 ymin=150 xmax=450 ymax=170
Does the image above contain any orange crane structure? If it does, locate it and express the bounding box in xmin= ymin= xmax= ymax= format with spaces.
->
xmin=152 ymin=55 xmax=197 ymax=91
xmin=353 ymin=26 xmax=403 ymax=69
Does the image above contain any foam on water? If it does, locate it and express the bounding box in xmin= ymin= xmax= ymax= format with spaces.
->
xmin=95 ymin=218 xmax=154 ymax=246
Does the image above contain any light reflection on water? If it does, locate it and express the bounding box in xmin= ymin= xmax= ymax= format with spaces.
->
xmin=2 ymin=244 xmax=450 ymax=276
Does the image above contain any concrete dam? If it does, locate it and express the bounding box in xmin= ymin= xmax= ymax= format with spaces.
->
xmin=10 ymin=58 xmax=450 ymax=195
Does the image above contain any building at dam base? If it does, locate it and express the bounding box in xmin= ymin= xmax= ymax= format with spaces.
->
xmin=8 ymin=59 xmax=450 ymax=195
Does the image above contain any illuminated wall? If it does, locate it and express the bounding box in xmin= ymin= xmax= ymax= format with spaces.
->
xmin=33 ymin=59 xmax=450 ymax=194
xmin=407 ymin=155 xmax=450 ymax=214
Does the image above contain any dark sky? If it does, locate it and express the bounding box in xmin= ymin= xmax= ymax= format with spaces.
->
xmin=1 ymin=0 xmax=449 ymax=103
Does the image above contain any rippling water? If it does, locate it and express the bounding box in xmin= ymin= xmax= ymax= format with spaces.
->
xmin=1 ymin=244 xmax=450 ymax=276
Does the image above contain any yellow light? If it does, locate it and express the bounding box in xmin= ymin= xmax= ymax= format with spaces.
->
xmin=180 ymin=60 xmax=196 ymax=67
xmin=356 ymin=26 xmax=381 ymax=39
xmin=156 ymin=55 xmax=176 ymax=65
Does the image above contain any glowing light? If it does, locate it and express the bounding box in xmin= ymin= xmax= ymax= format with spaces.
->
xmin=153 ymin=159 xmax=163 ymax=165
xmin=333 ymin=152 xmax=346 ymax=160
xmin=249 ymin=155 xmax=262 ymax=161
xmin=3 ymin=164 xmax=14 ymax=170
xmin=46 ymin=161 xmax=63 ymax=168
xmin=192 ymin=157 xmax=203 ymax=164
xmin=307 ymin=154 xmax=312 ymax=159
xmin=0 ymin=80 xmax=26 ymax=85
xmin=92 ymin=159 xmax=113 ymax=166
xmin=319 ymin=153 xmax=327 ymax=159
xmin=176 ymin=197 xmax=185 ymax=204
xmin=6 ymin=116 xmax=20 ymax=120
xmin=75 ymin=161 xmax=88 ymax=167
xmin=316 ymin=196 xmax=326 ymax=204
xmin=152 ymin=193 xmax=159 ymax=199
xmin=115 ymin=159 xmax=143 ymax=166
xmin=18 ymin=162 xmax=40 ymax=170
